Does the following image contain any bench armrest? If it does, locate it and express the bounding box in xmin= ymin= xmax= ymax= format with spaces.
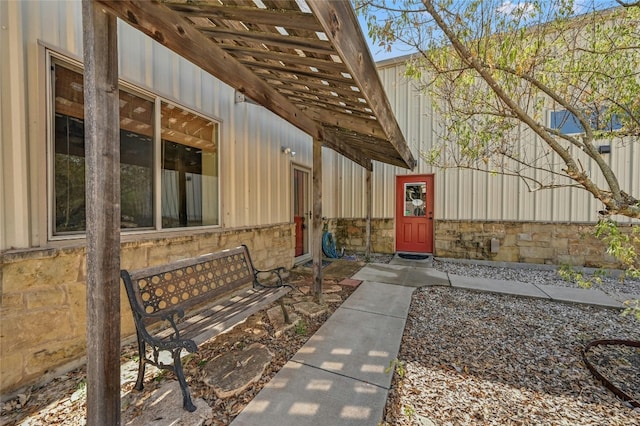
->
xmin=134 ymin=307 xmax=198 ymax=353
xmin=253 ymin=266 xmax=291 ymax=289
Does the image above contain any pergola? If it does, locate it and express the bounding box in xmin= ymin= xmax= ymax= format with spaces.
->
xmin=82 ymin=0 xmax=416 ymax=422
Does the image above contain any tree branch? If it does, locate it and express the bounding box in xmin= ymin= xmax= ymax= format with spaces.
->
xmin=420 ymin=0 xmax=635 ymax=216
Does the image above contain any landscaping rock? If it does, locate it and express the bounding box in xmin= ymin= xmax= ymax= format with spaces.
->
xmin=266 ymin=305 xmax=300 ymax=337
xmin=122 ymin=381 xmax=212 ymax=426
xmin=293 ymin=301 xmax=327 ymax=318
xmin=203 ymin=343 xmax=273 ymax=399
xmin=323 ymin=293 xmax=342 ymax=303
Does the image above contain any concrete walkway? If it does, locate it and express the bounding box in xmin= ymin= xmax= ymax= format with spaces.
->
xmin=231 ymin=280 xmax=414 ymax=425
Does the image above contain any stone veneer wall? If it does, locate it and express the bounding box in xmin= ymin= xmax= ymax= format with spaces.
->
xmin=328 ymin=218 xmax=630 ymax=269
xmin=435 ymin=220 xmax=628 ymax=268
xmin=0 ymin=223 xmax=294 ymax=397
xmin=328 ymin=218 xmax=396 ymax=254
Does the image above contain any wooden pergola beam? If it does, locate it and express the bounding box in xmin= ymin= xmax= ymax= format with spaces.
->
xmin=167 ymin=3 xmax=322 ymax=31
xmin=322 ymin=126 xmax=409 ymax=168
xmin=366 ymin=168 xmax=373 ymax=258
xmin=312 ymin=138 xmax=323 ymax=303
xmin=222 ymin=45 xmax=346 ymax=71
xmin=322 ymin=129 xmax=373 ymax=171
xmin=307 ymin=0 xmax=417 ymax=169
xmin=98 ymin=0 xmax=323 ymax=141
xmin=82 ymin=0 xmax=121 ymax=423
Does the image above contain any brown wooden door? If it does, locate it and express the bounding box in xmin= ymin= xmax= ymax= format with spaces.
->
xmin=395 ymin=175 xmax=434 ymax=253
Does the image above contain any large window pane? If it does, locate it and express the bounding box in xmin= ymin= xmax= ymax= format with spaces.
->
xmin=119 ymin=91 xmax=154 ymax=228
xmin=52 ymin=62 xmax=154 ymax=234
xmin=161 ymin=102 xmax=219 ymax=228
xmin=54 ymin=113 xmax=86 ymax=232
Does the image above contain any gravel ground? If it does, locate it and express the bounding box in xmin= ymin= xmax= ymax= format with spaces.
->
xmin=384 ymin=260 xmax=640 ymax=425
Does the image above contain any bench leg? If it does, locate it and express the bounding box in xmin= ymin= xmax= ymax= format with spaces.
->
xmin=279 ymin=298 xmax=291 ymax=324
xmin=135 ymin=333 xmax=147 ymax=391
xmin=173 ymin=348 xmax=197 ymax=412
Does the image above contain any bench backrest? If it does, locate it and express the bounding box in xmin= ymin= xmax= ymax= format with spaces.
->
xmin=121 ymin=245 xmax=256 ymax=317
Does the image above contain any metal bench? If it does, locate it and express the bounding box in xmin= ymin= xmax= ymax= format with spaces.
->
xmin=121 ymin=244 xmax=291 ymax=412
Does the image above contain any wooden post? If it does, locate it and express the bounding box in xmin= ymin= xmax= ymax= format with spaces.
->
xmin=365 ymin=168 xmax=372 ymax=259
xmin=312 ymin=138 xmax=323 ymax=302
xmin=82 ymin=1 xmax=121 ymax=423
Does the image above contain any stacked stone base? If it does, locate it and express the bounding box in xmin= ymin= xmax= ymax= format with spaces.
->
xmin=434 ymin=220 xmax=630 ymax=268
xmin=0 ymin=223 xmax=294 ymax=398
xmin=329 ymin=218 xmax=632 ymax=269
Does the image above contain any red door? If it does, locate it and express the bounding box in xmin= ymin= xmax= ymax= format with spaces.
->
xmin=395 ymin=175 xmax=434 ymax=253
xmin=294 ymin=216 xmax=304 ymax=256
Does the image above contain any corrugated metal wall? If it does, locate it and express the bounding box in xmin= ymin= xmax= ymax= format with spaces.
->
xmin=1 ymin=0 xmax=314 ymax=250
xmin=324 ymin=59 xmax=639 ymax=225
xmin=2 ymin=1 xmax=637 ymax=251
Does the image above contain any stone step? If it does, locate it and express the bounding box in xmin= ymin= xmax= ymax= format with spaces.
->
xmin=293 ymin=301 xmax=327 ymax=318
xmin=203 ymin=343 xmax=273 ymax=399
xmin=266 ymin=305 xmax=301 ymax=338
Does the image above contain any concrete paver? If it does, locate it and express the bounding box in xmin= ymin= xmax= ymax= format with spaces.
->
xmin=231 ymin=281 xmax=413 ymax=425
xmin=338 ymin=278 xmax=363 ymax=288
xmin=231 ymin=362 xmax=388 ymax=426
xmin=291 ymin=307 xmax=405 ymax=388
xmin=535 ymin=284 xmax=624 ymax=308
xmin=352 ymin=263 xmax=449 ymax=287
xmin=340 ymin=280 xmax=415 ymax=318
xmin=449 ymin=274 xmax=551 ymax=299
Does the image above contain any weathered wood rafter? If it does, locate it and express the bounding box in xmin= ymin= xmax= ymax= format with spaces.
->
xmin=307 ymin=0 xmax=417 ymax=169
xmin=277 ymin=90 xmax=372 ymax=118
xmin=222 ymin=45 xmax=345 ymax=71
xmin=323 ymin=126 xmax=409 ymax=168
xmin=96 ymin=0 xmax=416 ymax=170
xmin=168 ymin=3 xmax=322 ymax=31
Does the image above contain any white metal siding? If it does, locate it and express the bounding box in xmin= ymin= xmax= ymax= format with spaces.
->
xmin=2 ymin=1 xmax=637 ymax=250
xmin=0 ymin=0 xmax=314 ymax=250
xmin=324 ymin=60 xmax=638 ymax=224
xmin=1 ymin=1 xmax=31 ymax=249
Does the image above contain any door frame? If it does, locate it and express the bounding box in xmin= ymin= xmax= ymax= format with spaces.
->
xmin=395 ymin=174 xmax=435 ymax=253
xmin=291 ymin=163 xmax=312 ymax=263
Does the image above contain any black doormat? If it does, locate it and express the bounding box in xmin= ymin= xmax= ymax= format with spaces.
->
xmin=397 ymin=253 xmax=431 ymax=260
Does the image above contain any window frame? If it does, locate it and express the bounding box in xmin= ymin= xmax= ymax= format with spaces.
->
xmin=46 ymin=51 xmax=221 ymax=241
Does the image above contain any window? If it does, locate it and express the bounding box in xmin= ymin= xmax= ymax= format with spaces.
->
xmin=50 ymin=57 xmax=219 ymax=236
xmin=161 ymin=102 xmax=219 ymax=228
xmin=549 ymin=109 xmax=623 ymax=135
xmin=404 ymin=183 xmax=426 ymax=217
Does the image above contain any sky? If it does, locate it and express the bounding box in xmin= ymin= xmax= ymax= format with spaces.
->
xmin=356 ymin=13 xmax=414 ymax=62
xmin=356 ymin=0 xmax=624 ymax=62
